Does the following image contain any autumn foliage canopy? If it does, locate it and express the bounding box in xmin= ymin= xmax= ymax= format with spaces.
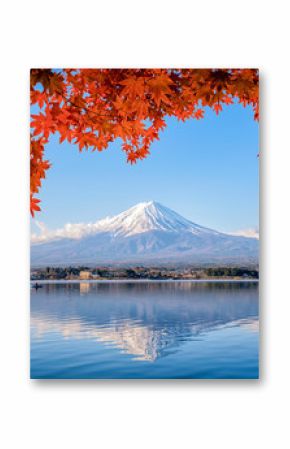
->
xmin=30 ymin=68 xmax=259 ymax=216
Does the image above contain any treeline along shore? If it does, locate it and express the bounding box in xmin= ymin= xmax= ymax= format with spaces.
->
xmin=31 ymin=265 xmax=259 ymax=281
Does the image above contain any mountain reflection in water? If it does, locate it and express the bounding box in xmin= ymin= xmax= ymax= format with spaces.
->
xmin=30 ymin=281 xmax=259 ymax=378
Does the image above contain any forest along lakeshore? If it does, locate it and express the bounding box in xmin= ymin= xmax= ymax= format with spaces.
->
xmin=31 ymin=265 xmax=259 ymax=281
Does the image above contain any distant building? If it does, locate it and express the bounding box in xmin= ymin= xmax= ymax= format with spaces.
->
xmin=79 ymin=271 xmax=91 ymax=280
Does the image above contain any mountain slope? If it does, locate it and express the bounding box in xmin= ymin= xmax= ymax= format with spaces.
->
xmin=90 ymin=201 xmax=220 ymax=237
xmin=31 ymin=201 xmax=259 ymax=266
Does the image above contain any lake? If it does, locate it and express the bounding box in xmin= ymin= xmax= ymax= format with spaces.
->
xmin=30 ymin=281 xmax=259 ymax=379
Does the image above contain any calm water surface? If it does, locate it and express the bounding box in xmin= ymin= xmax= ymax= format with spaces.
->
xmin=30 ymin=281 xmax=259 ymax=379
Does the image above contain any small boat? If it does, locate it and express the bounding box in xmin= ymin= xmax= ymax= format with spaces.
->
xmin=31 ymin=282 xmax=43 ymax=289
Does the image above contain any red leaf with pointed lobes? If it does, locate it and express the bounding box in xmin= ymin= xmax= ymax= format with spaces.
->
xmin=194 ymin=109 xmax=204 ymax=120
xmin=213 ymin=103 xmax=223 ymax=115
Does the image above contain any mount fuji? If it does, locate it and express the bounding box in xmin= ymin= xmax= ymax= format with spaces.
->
xmin=31 ymin=201 xmax=259 ymax=266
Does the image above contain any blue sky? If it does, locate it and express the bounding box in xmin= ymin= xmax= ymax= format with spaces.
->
xmin=31 ymin=102 xmax=259 ymax=235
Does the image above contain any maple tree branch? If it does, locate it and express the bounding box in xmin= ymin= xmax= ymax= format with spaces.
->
xmin=30 ymin=68 xmax=259 ymax=216
xmin=56 ymin=89 xmax=116 ymax=121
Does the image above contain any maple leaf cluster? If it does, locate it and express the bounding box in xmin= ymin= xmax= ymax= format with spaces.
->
xmin=30 ymin=68 xmax=259 ymax=215
xmin=30 ymin=137 xmax=50 ymax=216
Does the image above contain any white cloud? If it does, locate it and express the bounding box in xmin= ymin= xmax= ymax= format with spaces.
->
xmin=30 ymin=220 xmax=102 ymax=243
xmin=228 ymin=228 xmax=259 ymax=239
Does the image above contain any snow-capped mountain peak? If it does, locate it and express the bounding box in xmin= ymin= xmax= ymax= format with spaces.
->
xmin=31 ymin=201 xmax=221 ymax=244
xmin=31 ymin=201 xmax=259 ymax=266
xmin=92 ymin=201 xmax=215 ymax=237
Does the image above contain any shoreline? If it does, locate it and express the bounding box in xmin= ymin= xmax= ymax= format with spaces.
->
xmin=31 ymin=278 xmax=259 ymax=284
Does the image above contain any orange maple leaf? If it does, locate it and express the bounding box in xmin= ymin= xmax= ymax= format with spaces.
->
xmin=147 ymin=74 xmax=173 ymax=107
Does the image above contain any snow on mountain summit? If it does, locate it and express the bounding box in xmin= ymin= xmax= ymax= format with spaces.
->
xmin=93 ymin=201 xmax=217 ymax=237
